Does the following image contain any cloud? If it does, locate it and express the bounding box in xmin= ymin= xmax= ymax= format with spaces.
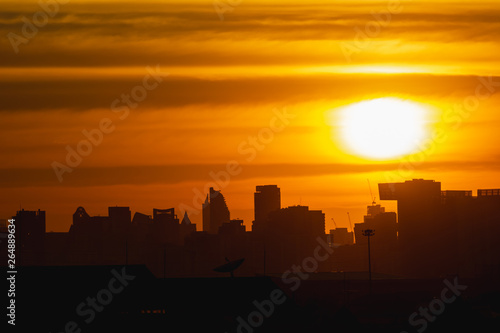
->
xmin=1 ymin=2 xmax=499 ymax=68
xmin=1 ymin=74 xmax=498 ymax=111
xmin=2 ymin=159 xmax=500 ymax=188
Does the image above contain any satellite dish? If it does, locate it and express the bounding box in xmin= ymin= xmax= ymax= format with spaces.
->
xmin=214 ymin=257 xmax=245 ymax=278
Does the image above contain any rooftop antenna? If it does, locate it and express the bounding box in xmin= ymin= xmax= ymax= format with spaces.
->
xmin=331 ymin=217 xmax=337 ymax=229
xmin=367 ymin=179 xmax=376 ymax=206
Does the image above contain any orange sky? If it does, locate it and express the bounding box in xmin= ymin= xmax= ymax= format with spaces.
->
xmin=1 ymin=0 xmax=500 ymax=232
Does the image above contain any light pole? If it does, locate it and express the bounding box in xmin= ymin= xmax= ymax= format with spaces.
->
xmin=362 ymin=229 xmax=375 ymax=294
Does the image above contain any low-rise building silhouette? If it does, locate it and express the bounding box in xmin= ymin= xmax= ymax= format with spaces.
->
xmin=330 ymin=227 xmax=354 ymax=246
xmin=219 ymin=219 xmax=246 ymax=235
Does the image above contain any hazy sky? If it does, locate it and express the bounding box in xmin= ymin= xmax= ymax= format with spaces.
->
xmin=1 ymin=1 xmax=499 ymax=231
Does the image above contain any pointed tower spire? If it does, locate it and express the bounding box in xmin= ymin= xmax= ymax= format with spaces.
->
xmin=182 ymin=212 xmax=191 ymax=225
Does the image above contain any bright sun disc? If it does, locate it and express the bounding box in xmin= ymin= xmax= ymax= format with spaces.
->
xmin=337 ymin=98 xmax=429 ymax=159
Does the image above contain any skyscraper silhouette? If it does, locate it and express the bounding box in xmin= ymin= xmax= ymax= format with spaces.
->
xmin=180 ymin=212 xmax=196 ymax=244
xmin=202 ymin=187 xmax=230 ymax=234
xmin=252 ymin=185 xmax=281 ymax=233
xmin=14 ymin=209 xmax=46 ymax=266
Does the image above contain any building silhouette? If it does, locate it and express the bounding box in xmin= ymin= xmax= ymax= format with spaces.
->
xmin=354 ymin=204 xmax=397 ymax=247
xmin=202 ymin=187 xmax=231 ymax=234
xmin=266 ymin=205 xmax=325 ymax=237
xmin=4 ymin=179 xmax=499 ymax=280
xmin=264 ymin=205 xmax=327 ymax=273
xmin=109 ymin=206 xmax=132 ymax=235
xmin=354 ymin=203 xmax=398 ymax=274
xmin=219 ymin=219 xmax=246 ymax=235
xmin=252 ymin=185 xmax=281 ymax=233
xmin=180 ymin=212 xmax=196 ymax=243
xmin=14 ymin=209 xmax=46 ymax=266
xmin=329 ymin=227 xmax=354 ymax=246
xmin=379 ymin=179 xmax=500 ymax=278
xmin=153 ymin=208 xmax=180 ymax=245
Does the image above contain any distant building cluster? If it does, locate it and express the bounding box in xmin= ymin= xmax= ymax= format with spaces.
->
xmin=379 ymin=179 xmax=500 ymax=277
xmin=1 ymin=180 xmax=499 ymax=279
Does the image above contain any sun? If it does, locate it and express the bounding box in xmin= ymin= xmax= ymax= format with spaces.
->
xmin=335 ymin=98 xmax=430 ymax=160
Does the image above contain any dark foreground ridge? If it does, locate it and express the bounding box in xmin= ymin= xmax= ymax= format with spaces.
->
xmin=10 ymin=265 xmax=500 ymax=333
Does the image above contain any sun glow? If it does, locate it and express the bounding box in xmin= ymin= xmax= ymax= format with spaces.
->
xmin=335 ymin=98 xmax=430 ymax=160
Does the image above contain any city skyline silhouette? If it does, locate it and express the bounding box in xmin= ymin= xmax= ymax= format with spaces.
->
xmin=2 ymin=179 xmax=500 ymax=332
xmin=2 ymin=0 xmax=500 ymax=332
xmin=2 ymin=179 xmax=499 ymax=280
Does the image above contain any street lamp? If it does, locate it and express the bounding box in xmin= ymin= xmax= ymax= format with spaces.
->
xmin=362 ymin=229 xmax=375 ymax=293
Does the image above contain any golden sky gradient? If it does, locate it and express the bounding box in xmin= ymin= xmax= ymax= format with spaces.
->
xmin=1 ymin=0 xmax=500 ymax=232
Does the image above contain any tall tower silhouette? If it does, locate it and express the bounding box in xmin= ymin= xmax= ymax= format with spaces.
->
xmin=252 ymin=185 xmax=281 ymax=233
xmin=202 ymin=187 xmax=230 ymax=234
